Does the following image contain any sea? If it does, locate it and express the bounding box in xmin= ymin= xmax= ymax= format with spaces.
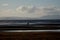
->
xmin=0 ymin=19 xmax=60 ymax=32
xmin=0 ymin=19 xmax=60 ymax=26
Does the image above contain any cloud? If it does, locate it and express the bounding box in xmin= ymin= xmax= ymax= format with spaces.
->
xmin=16 ymin=5 xmax=60 ymax=18
xmin=2 ymin=3 xmax=8 ymax=6
xmin=16 ymin=5 xmax=47 ymax=17
xmin=0 ymin=5 xmax=60 ymax=18
xmin=16 ymin=5 xmax=35 ymax=13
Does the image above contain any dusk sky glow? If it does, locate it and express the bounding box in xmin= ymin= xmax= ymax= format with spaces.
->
xmin=0 ymin=0 xmax=60 ymax=19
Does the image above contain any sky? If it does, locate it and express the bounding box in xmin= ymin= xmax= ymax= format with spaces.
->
xmin=0 ymin=0 xmax=60 ymax=18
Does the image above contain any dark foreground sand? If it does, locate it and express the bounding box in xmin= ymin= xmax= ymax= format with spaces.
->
xmin=0 ymin=32 xmax=60 ymax=40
